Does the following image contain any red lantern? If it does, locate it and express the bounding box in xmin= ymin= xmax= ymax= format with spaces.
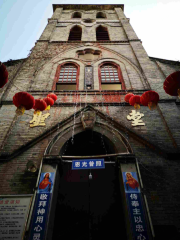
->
xmin=141 ymin=91 xmax=159 ymax=110
xmin=125 ymin=93 xmax=134 ymax=103
xmin=43 ymin=97 xmax=54 ymax=110
xmin=47 ymin=93 xmax=57 ymax=102
xmin=129 ymin=95 xmax=141 ymax=109
xmin=13 ymin=92 xmax=35 ymax=115
xmin=33 ymin=99 xmax=47 ymax=114
xmin=163 ymin=71 xmax=180 ymax=96
xmin=0 ymin=62 xmax=8 ymax=88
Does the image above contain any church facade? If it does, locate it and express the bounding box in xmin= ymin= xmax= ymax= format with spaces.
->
xmin=1 ymin=4 xmax=180 ymax=240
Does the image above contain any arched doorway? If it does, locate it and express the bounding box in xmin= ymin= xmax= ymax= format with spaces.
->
xmin=52 ymin=130 xmax=127 ymax=240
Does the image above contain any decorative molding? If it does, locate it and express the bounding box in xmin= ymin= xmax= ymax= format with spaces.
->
xmin=53 ymin=4 xmax=124 ymax=12
xmin=85 ymin=66 xmax=93 ymax=90
xmin=81 ymin=111 xmax=96 ymax=129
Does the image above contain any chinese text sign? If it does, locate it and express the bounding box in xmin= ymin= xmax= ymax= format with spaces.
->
xmin=72 ymin=159 xmax=105 ymax=170
xmin=0 ymin=196 xmax=32 ymax=240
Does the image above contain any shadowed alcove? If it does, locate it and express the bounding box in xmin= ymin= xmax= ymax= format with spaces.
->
xmin=52 ymin=130 xmax=127 ymax=240
xmin=60 ymin=130 xmax=116 ymax=156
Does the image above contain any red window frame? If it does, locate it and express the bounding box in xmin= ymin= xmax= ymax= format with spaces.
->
xmin=98 ymin=62 xmax=125 ymax=90
xmin=52 ymin=62 xmax=80 ymax=90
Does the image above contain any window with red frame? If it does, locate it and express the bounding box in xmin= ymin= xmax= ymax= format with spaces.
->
xmin=56 ymin=63 xmax=78 ymax=90
xmin=100 ymin=63 xmax=123 ymax=90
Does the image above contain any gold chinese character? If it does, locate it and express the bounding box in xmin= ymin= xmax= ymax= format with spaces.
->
xmin=127 ymin=110 xmax=145 ymax=126
xmin=30 ymin=112 xmax=50 ymax=127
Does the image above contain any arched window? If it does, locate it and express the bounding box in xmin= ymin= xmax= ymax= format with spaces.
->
xmin=53 ymin=63 xmax=79 ymax=91
xmin=99 ymin=63 xmax=125 ymax=90
xmin=96 ymin=12 xmax=106 ymax=18
xmin=96 ymin=26 xmax=110 ymax=41
xmin=68 ymin=26 xmax=82 ymax=41
xmin=72 ymin=12 xmax=82 ymax=18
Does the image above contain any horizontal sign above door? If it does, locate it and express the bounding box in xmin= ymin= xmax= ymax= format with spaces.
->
xmin=72 ymin=159 xmax=105 ymax=170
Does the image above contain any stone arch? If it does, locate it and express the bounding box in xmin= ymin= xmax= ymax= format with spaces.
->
xmin=50 ymin=119 xmax=129 ymax=239
xmin=96 ymin=11 xmax=106 ymax=18
xmin=52 ymin=61 xmax=80 ymax=91
xmin=72 ymin=11 xmax=82 ymax=18
xmin=68 ymin=25 xmax=82 ymax=41
xmin=46 ymin=120 xmax=132 ymax=156
xmin=98 ymin=61 xmax=126 ymax=90
xmin=31 ymin=58 xmax=85 ymax=91
xmin=93 ymin=57 xmax=146 ymax=90
xmin=96 ymin=25 xmax=110 ymax=41
xmin=31 ymin=44 xmax=147 ymax=91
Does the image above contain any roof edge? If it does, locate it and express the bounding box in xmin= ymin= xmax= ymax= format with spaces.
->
xmin=53 ymin=4 xmax=124 ymax=12
xmin=149 ymin=56 xmax=180 ymax=66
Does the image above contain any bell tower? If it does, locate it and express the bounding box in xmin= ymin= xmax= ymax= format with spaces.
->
xmin=1 ymin=4 xmax=180 ymax=240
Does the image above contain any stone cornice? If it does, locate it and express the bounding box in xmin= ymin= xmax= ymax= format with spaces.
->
xmin=37 ymin=40 xmax=140 ymax=44
xmin=57 ymin=20 xmax=120 ymax=23
xmin=53 ymin=4 xmax=124 ymax=12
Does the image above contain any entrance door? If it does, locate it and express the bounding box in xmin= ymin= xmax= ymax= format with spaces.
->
xmin=52 ymin=131 xmax=127 ymax=239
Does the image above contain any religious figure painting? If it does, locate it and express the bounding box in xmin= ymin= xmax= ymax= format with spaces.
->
xmin=123 ymin=172 xmax=140 ymax=193
xmin=38 ymin=172 xmax=55 ymax=193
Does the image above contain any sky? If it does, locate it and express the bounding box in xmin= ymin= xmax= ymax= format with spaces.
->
xmin=0 ymin=0 xmax=180 ymax=62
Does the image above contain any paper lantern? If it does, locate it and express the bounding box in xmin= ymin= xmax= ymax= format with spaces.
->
xmin=33 ymin=99 xmax=47 ymax=115
xmin=129 ymin=95 xmax=141 ymax=109
xmin=43 ymin=97 xmax=54 ymax=110
xmin=141 ymin=91 xmax=159 ymax=110
xmin=13 ymin=92 xmax=35 ymax=115
xmin=0 ymin=62 xmax=8 ymax=88
xmin=125 ymin=93 xmax=134 ymax=103
xmin=47 ymin=93 xmax=57 ymax=102
xmin=163 ymin=71 xmax=180 ymax=96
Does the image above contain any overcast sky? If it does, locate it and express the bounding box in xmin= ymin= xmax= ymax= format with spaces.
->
xmin=0 ymin=0 xmax=180 ymax=62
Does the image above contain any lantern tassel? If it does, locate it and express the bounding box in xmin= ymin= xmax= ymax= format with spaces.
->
xmin=45 ymin=105 xmax=50 ymax=110
xmin=148 ymin=102 xmax=157 ymax=110
xmin=16 ymin=106 xmax=26 ymax=115
xmin=34 ymin=110 xmax=41 ymax=115
xmin=134 ymin=103 xmax=140 ymax=110
xmin=177 ymin=89 xmax=180 ymax=97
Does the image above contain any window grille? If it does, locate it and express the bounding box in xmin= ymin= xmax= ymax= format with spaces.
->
xmin=101 ymin=64 xmax=119 ymax=83
xmin=96 ymin=26 xmax=109 ymax=41
xmin=68 ymin=26 xmax=82 ymax=41
xmin=100 ymin=63 xmax=123 ymax=90
xmin=58 ymin=64 xmax=77 ymax=83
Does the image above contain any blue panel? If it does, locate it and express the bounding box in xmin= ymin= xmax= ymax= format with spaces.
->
xmin=72 ymin=159 xmax=105 ymax=170
xmin=29 ymin=172 xmax=55 ymax=240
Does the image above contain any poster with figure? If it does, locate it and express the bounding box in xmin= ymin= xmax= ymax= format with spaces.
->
xmin=37 ymin=172 xmax=55 ymax=194
xmin=123 ymin=172 xmax=140 ymax=193
xmin=122 ymin=172 xmax=149 ymax=240
xmin=29 ymin=172 xmax=55 ymax=240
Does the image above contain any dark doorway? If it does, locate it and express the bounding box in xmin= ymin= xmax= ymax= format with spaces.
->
xmin=52 ymin=131 xmax=127 ymax=240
